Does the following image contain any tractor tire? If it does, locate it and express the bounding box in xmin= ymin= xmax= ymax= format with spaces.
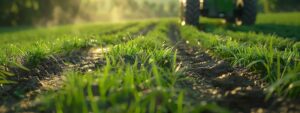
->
xmin=226 ymin=17 xmax=236 ymax=24
xmin=241 ymin=0 xmax=257 ymax=25
xmin=180 ymin=0 xmax=200 ymax=26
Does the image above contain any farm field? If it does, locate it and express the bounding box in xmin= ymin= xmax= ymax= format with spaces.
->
xmin=0 ymin=12 xmax=300 ymax=113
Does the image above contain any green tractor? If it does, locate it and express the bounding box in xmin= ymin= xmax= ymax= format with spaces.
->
xmin=180 ymin=0 xmax=258 ymax=26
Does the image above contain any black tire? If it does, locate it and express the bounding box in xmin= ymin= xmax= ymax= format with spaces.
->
xmin=241 ymin=0 xmax=257 ymax=25
xmin=180 ymin=0 xmax=200 ymax=26
xmin=226 ymin=17 xmax=236 ymax=24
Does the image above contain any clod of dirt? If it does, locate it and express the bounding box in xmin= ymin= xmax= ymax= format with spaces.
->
xmin=211 ymin=73 xmax=252 ymax=90
xmin=188 ymin=59 xmax=234 ymax=78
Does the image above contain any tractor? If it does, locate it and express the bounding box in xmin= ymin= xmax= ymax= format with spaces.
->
xmin=180 ymin=0 xmax=258 ymax=26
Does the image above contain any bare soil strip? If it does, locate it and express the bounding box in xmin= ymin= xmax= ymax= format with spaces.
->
xmin=168 ymin=24 xmax=300 ymax=113
xmin=0 ymin=24 xmax=156 ymax=113
xmin=100 ymin=23 xmax=137 ymax=35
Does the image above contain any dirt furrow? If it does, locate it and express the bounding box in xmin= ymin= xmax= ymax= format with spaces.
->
xmin=0 ymin=24 xmax=156 ymax=113
xmin=168 ymin=24 xmax=300 ymax=113
xmin=99 ymin=23 xmax=137 ymax=35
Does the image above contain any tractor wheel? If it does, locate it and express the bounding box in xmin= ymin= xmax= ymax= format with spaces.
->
xmin=180 ymin=0 xmax=200 ymax=26
xmin=226 ymin=17 xmax=236 ymax=24
xmin=241 ymin=0 xmax=257 ymax=25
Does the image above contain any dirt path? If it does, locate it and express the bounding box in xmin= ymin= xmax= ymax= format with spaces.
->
xmin=100 ymin=23 xmax=137 ymax=35
xmin=0 ymin=24 xmax=156 ymax=113
xmin=168 ymin=24 xmax=300 ymax=113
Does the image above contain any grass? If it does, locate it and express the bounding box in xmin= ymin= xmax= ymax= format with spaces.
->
xmin=36 ymin=21 xmax=229 ymax=113
xmin=0 ymin=23 xmax=131 ymax=46
xmin=203 ymin=12 xmax=300 ymax=41
xmin=180 ymin=12 xmax=300 ymax=98
xmin=0 ymin=21 xmax=154 ymax=84
xmin=0 ymin=13 xmax=299 ymax=112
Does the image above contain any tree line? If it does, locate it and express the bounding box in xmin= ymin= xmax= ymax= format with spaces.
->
xmin=0 ymin=0 xmax=298 ymax=26
xmin=260 ymin=0 xmax=300 ymax=13
xmin=0 ymin=0 xmax=179 ymax=26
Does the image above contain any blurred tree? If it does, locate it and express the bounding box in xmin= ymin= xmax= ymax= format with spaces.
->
xmin=259 ymin=0 xmax=300 ymax=13
xmin=273 ymin=0 xmax=300 ymax=11
xmin=260 ymin=0 xmax=271 ymax=13
xmin=0 ymin=0 xmax=222 ymax=26
xmin=0 ymin=0 xmax=81 ymax=26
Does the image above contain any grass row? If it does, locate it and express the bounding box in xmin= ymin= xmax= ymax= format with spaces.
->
xmin=204 ymin=27 xmax=299 ymax=50
xmin=202 ymin=12 xmax=300 ymax=41
xmin=0 ymin=21 xmax=153 ymax=84
xmin=36 ymin=21 xmax=228 ymax=113
xmin=256 ymin=12 xmax=300 ymax=26
xmin=180 ymin=24 xmax=300 ymax=98
xmin=0 ymin=22 xmax=134 ymax=47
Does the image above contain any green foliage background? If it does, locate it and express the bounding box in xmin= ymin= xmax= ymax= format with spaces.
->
xmin=0 ymin=0 xmax=299 ymax=26
xmin=0 ymin=0 xmax=178 ymax=26
xmin=259 ymin=0 xmax=300 ymax=13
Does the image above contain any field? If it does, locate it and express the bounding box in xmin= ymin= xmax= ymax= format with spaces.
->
xmin=0 ymin=12 xmax=300 ymax=113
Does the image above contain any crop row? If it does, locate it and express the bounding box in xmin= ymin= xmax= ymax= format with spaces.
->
xmin=180 ymin=25 xmax=300 ymax=98
xmin=36 ymin=21 xmax=227 ymax=113
xmin=0 ymin=21 xmax=154 ymax=84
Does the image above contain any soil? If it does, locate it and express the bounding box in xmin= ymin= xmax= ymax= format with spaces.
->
xmin=100 ymin=23 xmax=137 ymax=35
xmin=168 ymin=24 xmax=300 ymax=113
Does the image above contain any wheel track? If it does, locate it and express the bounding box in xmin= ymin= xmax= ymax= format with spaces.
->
xmin=168 ymin=24 xmax=300 ymax=113
xmin=99 ymin=23 xmax=137 ymax=35
xmin=0 ymin=23 xmax=156 ymax=113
